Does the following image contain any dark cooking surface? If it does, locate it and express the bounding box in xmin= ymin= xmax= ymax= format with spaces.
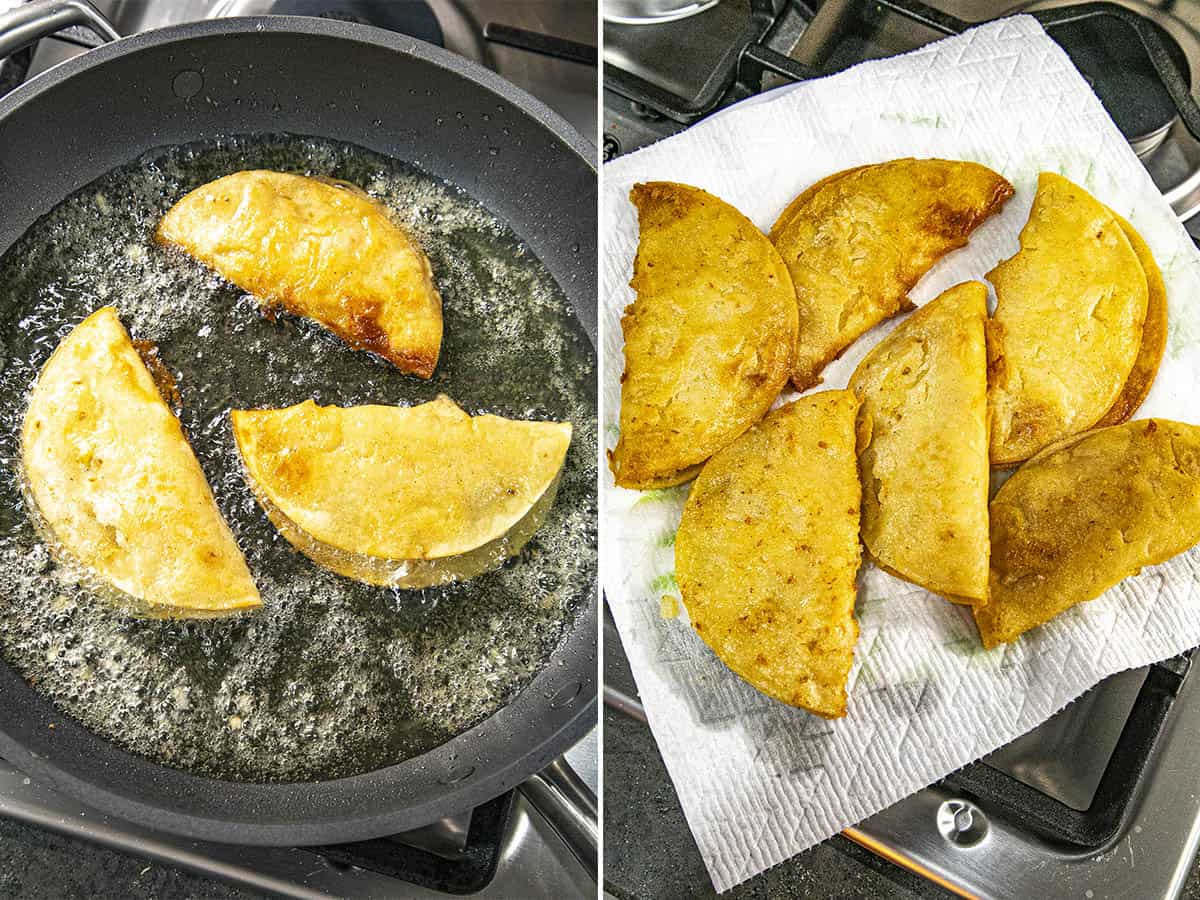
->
xmin=0 ymin=133 xmax=596 ymax=783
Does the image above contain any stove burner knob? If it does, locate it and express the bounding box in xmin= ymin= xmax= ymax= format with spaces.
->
xmin=603 ymin=134 xmax=620 ymax=162
xmin=937 ymin=799 xmax=989 ymax=848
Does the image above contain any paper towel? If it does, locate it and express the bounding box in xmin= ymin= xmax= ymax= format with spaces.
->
xmin=600 ymin=16 xmax=1200 ymax=892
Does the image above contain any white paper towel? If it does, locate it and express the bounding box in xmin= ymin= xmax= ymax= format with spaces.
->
xmin=601 ymin=16 xmax=1200 ymax=892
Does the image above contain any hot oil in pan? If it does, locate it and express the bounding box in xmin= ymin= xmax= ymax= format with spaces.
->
xmin=0 ymin=135 xmax=597 ymax=781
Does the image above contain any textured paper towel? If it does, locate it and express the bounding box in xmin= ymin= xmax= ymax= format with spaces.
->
xmin=601 ymin=16 xmax=1200 ymax=893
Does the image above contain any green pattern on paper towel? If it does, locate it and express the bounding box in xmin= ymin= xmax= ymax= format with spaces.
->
xmin=952 ymin=638 xmax=1009 ymax=671
xmin=859 ymin=631 xmax=933 ymax=688
xmin=1164 ymin=251 xmax=1200 ymax=359
xmin=859 ymin=628 xmax=897 ymax=691
xmin=633 ymin=485 xmax=689 ymax=508
xmin=1168 ymin=305 xmax=1200 ymax=359
xmin=1011 ymin=148 xmax=1106 ymax=195
xmin=942 ymin=636 xmax=982 ymax=659
xmin=854 ymin=595 xmax=889 ymax=624
xmin=1049 ymin=158 xmax=1096 ymax=189
xmin=902 ymin=665 xmax=934 ymax=685
xmin=856 ymin=628 xmax=890 ymax=688
xmin=655 ymin=528 xmax=677 ymax=548
xmin=650 ymin=572 xmax=678 ymax=594
xmin=878 ymin=111 xmax=947 ymax=128
xmin=965 ymin=150 xmax=1001 ymax=173
xmin=605 ymin=423 xmax=620 ymax=441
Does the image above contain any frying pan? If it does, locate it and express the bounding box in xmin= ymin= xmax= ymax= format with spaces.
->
xmin=0 ymin=0 xmax=598 ymax=865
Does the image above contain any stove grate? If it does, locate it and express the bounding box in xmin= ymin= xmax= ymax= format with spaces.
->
xmin=603 ymin=0 xmax=797 ymax=123
xmin=606 ymin=0 xmax=1200 ymax=149
xmin=302 ymin=791 xmax=515 ymax=894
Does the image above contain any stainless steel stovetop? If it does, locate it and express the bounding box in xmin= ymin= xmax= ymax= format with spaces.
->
xmin=604 ymin=0 xmax=1200 ymax=237
xmin=603 ymin=1 xmax=1200 ymax=897
xmin=0 ymin=1 xmax=598 ymax=897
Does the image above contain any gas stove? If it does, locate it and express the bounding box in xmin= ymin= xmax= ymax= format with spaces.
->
xmin=0 ymin=1 xmax=597 ymax=897
xmin=603 ymin=1 xmax=1200 ymax=898
xmin=604 ymin=0 xmax=1200 ymax=235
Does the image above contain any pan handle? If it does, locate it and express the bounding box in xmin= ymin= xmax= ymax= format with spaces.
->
xmin=518 ymin=756 xmax=598 ymax=882
xmin=0 ymin=0 xmax=118 ymax=62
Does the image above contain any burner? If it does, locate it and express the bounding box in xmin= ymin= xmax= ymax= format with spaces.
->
xmin=0 ymin=748 xmax=511 ymax=892
xmin=1033 ymin=12 xmax=1188 ymax=155
xmin=1146 ymin=117 xmax=1200 ymax=224
xmin=1011 ymin=0 xmax=1200 ymax=225
xmin=609 ymin=0 xmax=1200 ymax=225
xmin=603 ymin=0 xmax=791 ymax=123
xmin=793 ymin=0 xmax=1193 ymax=157
xmin=603 ymin=0 xmax=721 ymax=26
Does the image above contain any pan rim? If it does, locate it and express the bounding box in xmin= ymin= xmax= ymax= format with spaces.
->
xmin=0 ymin=15 xmax=598 ymax=173
xmin=0 ymin=15 xmax=598 ymax=845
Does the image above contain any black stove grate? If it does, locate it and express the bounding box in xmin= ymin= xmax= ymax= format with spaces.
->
xmin=604 ymin=0 xmax=798 ymax=124
xmin=606 ymin=0 xmax=1200 ymax=148
xmin=869 ymin=1 xmax=1200 ymax=147
xmin=305 ymin=790 xmax=516 ymax=895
